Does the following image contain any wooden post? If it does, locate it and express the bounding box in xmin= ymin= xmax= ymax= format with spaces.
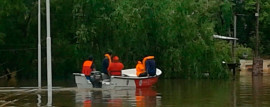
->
xmin=255 ymin=0 xmax=260 ymax=57
xmin=253 ymin=0 xmax=262 ymax=76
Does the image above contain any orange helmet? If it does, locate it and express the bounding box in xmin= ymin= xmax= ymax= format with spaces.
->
xmin=113 ymin=56 xmax=119 ymax=61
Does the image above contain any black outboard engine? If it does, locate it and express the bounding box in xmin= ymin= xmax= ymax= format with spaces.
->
xmin=90 ymin=71 xmax=102 ymax=88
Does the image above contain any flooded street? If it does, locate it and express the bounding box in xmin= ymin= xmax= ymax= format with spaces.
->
xmin=1 ymin=71 xmax=270 ymax=106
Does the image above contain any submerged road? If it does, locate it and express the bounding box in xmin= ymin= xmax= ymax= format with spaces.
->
xmin=0 ymin=87 xmax=77 ymax=107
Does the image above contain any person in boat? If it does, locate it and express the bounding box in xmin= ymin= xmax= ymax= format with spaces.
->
xmin=81 ymin=55 xmax=96 ymax=80
xmin=143 ymin=55 xmax=156 ymax=76
xmin=108 ymin=56 xmax=124 ymax=76
xmin=136 ymin=59 xmax=147 ymax=77
xmin=102 ymin=51 xmax=112 ymax=76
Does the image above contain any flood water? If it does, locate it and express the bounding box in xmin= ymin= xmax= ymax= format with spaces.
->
xmin=0 ymin=71 xmax=270 ymax=107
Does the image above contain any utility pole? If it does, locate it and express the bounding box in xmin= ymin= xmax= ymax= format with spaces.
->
xmin=46 ymin=0 xmax=52 ymax=106
xmin=255 ymin=0 xmax=259 ymax=57
xmin=233 ymin=15 xmax=237 ymax=64
xmin=253 ymin=0 xmax=262 ymax=76
xmin=231 ymin=14 xmax=237 ymax=77
xmin=38 ymin=0 xmax=41 ymax=90
xmin=232 ymin=14 xmax=237 ymax=78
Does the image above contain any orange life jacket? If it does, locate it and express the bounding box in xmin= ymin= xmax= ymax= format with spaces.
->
xmin=108 ymin=62 xmax=124 ymax=76
xmin=142 ymin=56 xmax=154 ymax=69
xmin=81 ymin=60 xmax=93 ymax=76
xmin=136 ymin=61 xmax=145 ymax=76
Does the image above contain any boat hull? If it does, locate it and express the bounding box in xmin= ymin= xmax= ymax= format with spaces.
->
xmin=73 ymin=68 xmax=162 ymax=89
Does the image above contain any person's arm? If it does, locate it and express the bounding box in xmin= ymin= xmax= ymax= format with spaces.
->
xmin=106 ymin=60 xmax=111 ymax=75
xmin=107 ymin=63 xmax=111 ymax=71
xmin=91 ymin=63 xmax=96 ymax=71
xmin=107 ymin=64 xmax=111 ymax=76
xmin=145 ymin=60 xmax=150 ymax=73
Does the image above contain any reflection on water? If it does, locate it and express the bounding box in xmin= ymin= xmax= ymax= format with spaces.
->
xmin=1 ymin=71 xmax=270 ymax=106
xmin=136 ymin=88 xmax=158 ymax=107
xmin=37 ymin=94 xmax=41 ymax=107
xmin=237 ymin=71 xmax=270 ymax=107
xmin=156 ymin=71 xmax=270 ymax=107
xmin=47 ymin=89 xmax=52 ymax=106
xmin=75 ymin=88 xmax=159 ymax=107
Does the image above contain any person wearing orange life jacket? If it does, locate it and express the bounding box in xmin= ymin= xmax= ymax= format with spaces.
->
xmin=143 ymin=55 xmax=156 ymax=76
xmin=82 ymin=55 xmax=96 ymax=80
xmin=102 ymin=52 xmax=112 ymax=75
xmin=136 ymin=60 xmax=147 ymax=77
xmin=108 ymin=56 xmax=124 ymax=76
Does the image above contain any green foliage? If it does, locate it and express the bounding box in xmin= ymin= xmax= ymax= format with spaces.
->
xmin=237 ymin=44 xmax=253 ymax=60
xmin=260 ymin=0 xmax=270 ymax=56
xmin=70 ymin=0 xmax=234 ymax=79
xmin=0 ymin=33 xmax=5 ymax=45
xmin=233 ymin=0 xmax=270 ymax=56
xmin=214 ymin=0 xmax=233 ymax=35
xmin=4 ymin=0 xmax=268 ymax=79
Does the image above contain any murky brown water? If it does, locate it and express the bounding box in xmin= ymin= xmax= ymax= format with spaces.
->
xmin=0 ymin=71 xmax=270 ymax=107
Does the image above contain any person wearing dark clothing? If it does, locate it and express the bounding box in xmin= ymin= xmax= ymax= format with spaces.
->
xmin=102 ymin=53 xmax=112 ymax=75
xmin=145 ymin=59 xmax=156 ymax=76
xmin=143 ymin=56 xmax=156 ymax=76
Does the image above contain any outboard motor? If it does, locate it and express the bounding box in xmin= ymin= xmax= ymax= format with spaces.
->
xmin=90 ymin=71 xmax=102 ymax=88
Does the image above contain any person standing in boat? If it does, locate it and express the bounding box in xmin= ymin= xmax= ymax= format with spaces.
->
xmin=81 ymin=55 xmax=96 ymax=80
xmin=102 ymin=51 xmax=112 ymax=76
xmin=136 ymin=59 xmax=147 ymax=77
xmin=143 ymin=55 xmax=156 ymax=76
xmin=108 ymin=56 xmax=124 ymax=76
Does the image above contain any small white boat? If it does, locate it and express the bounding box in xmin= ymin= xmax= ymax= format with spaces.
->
xmin=73 ymin=68 xmax=162 ymax=89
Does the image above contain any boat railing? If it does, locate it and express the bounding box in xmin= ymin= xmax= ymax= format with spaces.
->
xmin=111 ymin=75 xmax=158 ymax=80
